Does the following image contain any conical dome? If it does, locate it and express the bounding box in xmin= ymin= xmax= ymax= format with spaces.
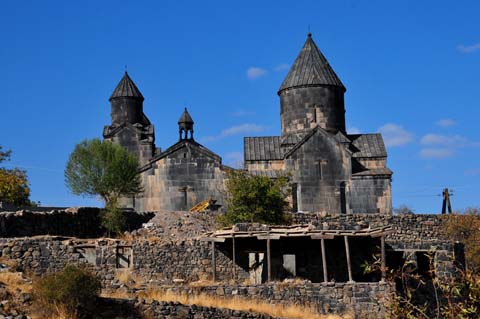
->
xmin=278 ymin=34 xmax=345 ymax=94
xmin=178 ymin=107 xmax=194 ymax=125
xmin=109 ymin=72 xmax=144 ymax=101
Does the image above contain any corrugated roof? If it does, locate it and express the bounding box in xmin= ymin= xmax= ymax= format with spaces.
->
xmin=278 ymin=34 xmax=345 ymax=93
xmin=244 ymin=136 xmax=283 ymax=161
xmin=110 ymin=72 xmax=144 ymax=101
xmin=348 ymin=134 xmax=387 ymax=158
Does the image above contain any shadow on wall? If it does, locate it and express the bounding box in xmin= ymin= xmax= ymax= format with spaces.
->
xmin=0 ymin=207 xmax=154 ymax=238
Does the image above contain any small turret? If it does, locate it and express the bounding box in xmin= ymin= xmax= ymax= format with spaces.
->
xmin=279 ymin=34 xmax=346 ymax=135
xmin=109 ymin=72 xmax=146 ymax=126
xmin=178 ymin=107 xmax=194 ymax=141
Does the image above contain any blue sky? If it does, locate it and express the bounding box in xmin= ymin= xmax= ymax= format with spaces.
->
xmin=1 ymin=0 xmax=479 ymax=212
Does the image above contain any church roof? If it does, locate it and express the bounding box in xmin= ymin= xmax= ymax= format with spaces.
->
xmin=348 ymin=134 xmax=387 ymax=158
xmin=109 ymin=72 xmax=144 ymax=101
xmin=278 ymin=34 xmax=345 ymax=93
xmin=178 ymin=108 xmax=194 ymax=124
xmin=244 ymin=136 xmax=283 ymax=161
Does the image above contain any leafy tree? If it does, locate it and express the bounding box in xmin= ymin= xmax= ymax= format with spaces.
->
xmin=0 ymin=146 xmax=11 ymax=163
xmin=219 ymin=170 xmax=290 ymax=226
xmin=65 ymin=139 xmax=142 ymax=233
xmin=0 ymin=146 xmax=35 ymax=207
xmin=34 ymin=265 xmax=101 ymax=318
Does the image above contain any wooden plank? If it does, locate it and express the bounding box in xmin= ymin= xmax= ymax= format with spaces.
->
xmin=256 ymin=235 xmax=281 ymax=240
xmin=344 ymin=236 xmax=354 ymax=282
xmin=232 ymin=236 xmax=236 ymax=281
xmin=211 ymin=241 xmax=216 ymax=282
xmin=267 ymin=237 xmax=272 ymax=282
xmin=200 ymin=237 xmax=226 ymax=242
xmin=311 ymin=234 xmax=334 ymax=240
xmin=321 ymin=238 xmax=328 ymax=283
xmin=381 ymin=236 xmax=386 ymax=282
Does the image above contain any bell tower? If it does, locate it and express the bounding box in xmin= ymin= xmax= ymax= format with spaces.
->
xmin=103 ymin=72 xmax=156 ymax=166
xmin=278 ymin=34 xmax=346 ymax=135
xmin=178 ymin=107 xmax=194 ymax=141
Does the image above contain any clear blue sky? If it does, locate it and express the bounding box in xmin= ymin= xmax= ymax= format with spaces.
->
xmin=1 ymin=1 xmax=479 ymax=212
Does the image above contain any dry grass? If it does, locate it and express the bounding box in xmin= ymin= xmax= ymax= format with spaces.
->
xmin=0 ymin=271 xmax=32 ymax=294
xmin=30 ymin=305 xmax=78 ymax=319
xmin=133 ymin=290 xmax=353 ymax=319
xmin=101 ymin=288 xmax=131 ymax=299
xmin=114 ymin=269 xmax=134 ymax=285
xmin=0 ymin=256 xmax=18 ymax=270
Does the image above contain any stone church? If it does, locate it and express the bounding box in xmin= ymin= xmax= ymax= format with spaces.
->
xmin=103 ymin=34 xmax=392 ymax=214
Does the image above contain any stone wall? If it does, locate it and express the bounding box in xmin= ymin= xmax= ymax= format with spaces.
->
xmin=103 ymin=298 xmax=280 ymax=319
xmin=291 ymin=212 xmax=451 ymax=245
xmin=154 ymin=282 xmax=392 ymax=316
xmin=0 ymin=208 xmax=153 ymax=238
xmin=350 ymin=176 xmax=392 ymax=214
xmin=291 ymin=212 xmax=460 ymax=280
xmin=0 ymin=233 xmax=391 ymax=317
xmin=0 ymin=211 xmax=464 ymax=318
xmin=134 ymin=141 xmax=228 ymax=212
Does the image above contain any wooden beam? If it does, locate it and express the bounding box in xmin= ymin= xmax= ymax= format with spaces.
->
xmin=344 ymin=236 xmax=354 ymax=282
xmin=380 ymin=236 xmax=386 ymax=282
xmin=321 ymin=238 xmax=328 ymax=283
xmin=232 ymin=236 xmax=236 ymax=281
xmin=267 ymin=237 xmax=272 ymax=282
xmin=200 ymin=237 xmax=226 ymax=242
xmin=256 ymin=235 xmax=281 ymax=240
xmin=211 ymin=241 xmax=216 ymax=282
xmin=311 ymin=234 xmax=335 ymax=240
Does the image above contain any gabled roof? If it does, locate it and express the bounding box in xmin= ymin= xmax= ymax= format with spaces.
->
xmin=280 ymin=132 xmax=307 ymax=146
xmin=110 ymin=72 xmax=144 ymax=101
xmin=244 ymin=136 xmax=283 ymax=161
xmin=142 ymin=139 xmax=221 ymax=171
xmin=278 ymin=34 xmax=345 ymax=94
xmin=348 ymin=134 xmax=387 ymax=158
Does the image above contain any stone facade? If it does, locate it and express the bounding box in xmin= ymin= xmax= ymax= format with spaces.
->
xmin=133 ymin=140 xmax=229 ymax=212
xmin=103 ymin=34 xmax=392 ymax=214
xmin=104 ymin=74 xmax=230 ymax=212
xmin=244 ymin=34 xmax=392 ymax=214
xmin=0 ymin=207 xmax=152 ymax=238
xmin=0 ymin=210 xmax=467 ymax=317
xmin=112 ymin=299 xmax=281 ymax=319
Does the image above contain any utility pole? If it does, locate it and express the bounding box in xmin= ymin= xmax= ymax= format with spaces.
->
xmin=441 ymin=188 xmax=453 ymax=214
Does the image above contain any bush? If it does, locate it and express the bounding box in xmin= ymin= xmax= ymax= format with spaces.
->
xmin=102 ymin=200 xmax=127 ymax=235
xmin=219 ymin=170 xmax=290 ymax=226
xmin=34 ymin=265 xmax=101 ymax=318
xmin=443 ymin=208 xmax=480 ymax=273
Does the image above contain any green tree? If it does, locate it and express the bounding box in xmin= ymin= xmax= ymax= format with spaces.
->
xmin=65 ymin=139 xmax=142 ymax=233
xmin=219 ymin=170 xmax=290 ymax=226
xmin=34 ymin=265 xmax=101 ymax=318
xmin=0 ymin=146 xmax=35 ymax=207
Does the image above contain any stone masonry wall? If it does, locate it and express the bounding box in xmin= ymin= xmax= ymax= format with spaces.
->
xmin=105 ymin=298 xmax=280 ymax=319
xmin=154 ymin=282 xmax=393 ymax=316
xmin=0 ymin=237 xmax=392 ymax=316
xmin=0 ymin=208 xmax=153 ymax=238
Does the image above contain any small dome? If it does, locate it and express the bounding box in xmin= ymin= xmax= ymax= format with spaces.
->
xmin=178 ymin=107 xmax=194 ymax=125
